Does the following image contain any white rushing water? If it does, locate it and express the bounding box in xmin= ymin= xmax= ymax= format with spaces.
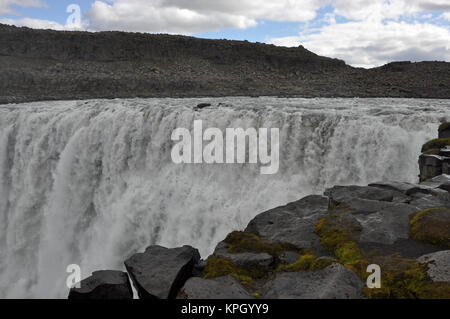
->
xmin=0 ymin=97 xmax=449 ymax=298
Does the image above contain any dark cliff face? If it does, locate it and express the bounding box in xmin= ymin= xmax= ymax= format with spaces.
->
xmin=0 ymin=23 xmax=449 ymax=104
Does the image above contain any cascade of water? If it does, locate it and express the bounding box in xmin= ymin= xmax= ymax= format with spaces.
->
xmin=0 ymin=97 xmax=448 ymax=298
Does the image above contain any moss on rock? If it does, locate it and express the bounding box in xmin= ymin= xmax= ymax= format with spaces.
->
xmin=409 ymin=208 xmax=450 ymax=249
xmin=438 ymin=122 xmax=450 ymax=133
xmin=365 ymin=257 xmax=450 ymax=299
xmin=280 ymin=254 xmax=335 ymax=272
xmin=224 ymin=231 xmax=297 ymax=256
xmin=203 ymin=255 xmax=271 ymax=285
xmin=421 ymin=138 xmax=450 ymax=153
xmin=314 ymin=210 xmax=369 ymax=278
xmin=423 ymin=148 xmax=441 ymax=155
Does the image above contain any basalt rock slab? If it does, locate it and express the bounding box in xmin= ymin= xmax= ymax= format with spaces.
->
xmin=177 ymin=276 xmax=252 ymax=299
xmin=356 ymin=203 xmax=421 ymax=245
xmin=68 ymin=270 xmax=133 ymax=299
xmin=245 ymin=195 xmax=329 ymax=251
xmin=261 ymin=263 xmax=365 ymax=299
xmin=325 ymin=185 xmax=395 ymax=205
xmin=213 ymin=241 xmax=274 ymax=268
xmin=410 ymin=194 xmax=450 ymax=210
xmin=124 ymin=245 xmax=200 ymax=299
xmin=421 ymin=174 xmax=450 ymax=192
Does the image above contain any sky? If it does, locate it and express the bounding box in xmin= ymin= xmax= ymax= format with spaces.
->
xmin=0 ymin=0 xmax=449 ymax=68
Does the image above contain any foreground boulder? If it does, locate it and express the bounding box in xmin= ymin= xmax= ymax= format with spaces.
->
xmin=419 ymin=124 xmax=450 ymax=181
xmin=245 ymin=195 xmax=329 ymax=251
xmin=125 ymin=245 xmax=200 ymax=299
xmin=178 ymin=276 xmax=252 ymax=299
xmin=261 ymin=263 xmax=365 ymax=299
xmin=418 ymin=250 xmax=450 ymax=283
xmin=409 ymin=208 xmax=450 ymax=249
xmin=68 ymin=270 xmax=133 ymax=299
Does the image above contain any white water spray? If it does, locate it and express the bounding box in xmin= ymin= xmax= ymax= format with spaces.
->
xmin=0 ymin=97 xmax=448 ymax=298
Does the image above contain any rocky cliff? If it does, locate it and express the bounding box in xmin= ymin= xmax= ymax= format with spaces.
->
xmin=419 ymin=123 xmax=450 ymax=181
xmin=1 ymin=23 xmax=450 ymax=104
xmin=69 ymin=124 xmax=450 ymax=299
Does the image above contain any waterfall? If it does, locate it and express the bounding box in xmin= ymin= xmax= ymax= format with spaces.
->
xmin=0 ymin=97 xmax=448 ymax=298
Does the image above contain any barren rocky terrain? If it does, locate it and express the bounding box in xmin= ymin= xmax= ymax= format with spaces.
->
xmin=1 ymin=23 xmax=449 ymax=104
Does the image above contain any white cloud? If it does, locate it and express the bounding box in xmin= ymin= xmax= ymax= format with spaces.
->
xmin=1 ymin=0 xmax=449 ymax=67
xmin=270 ymin=19 xmax=450 ymax=68
xmin=0 ymin=0 xmax=44 ymax=15
xmin=0 ymin=17 xmax=65 ymax=30
xmin=330 ymin=0 xmax=450 ymax=21
xmin=85 ymin=0 xmax=326 ymax=34
xmin=441 ymin=12 xmax=450 ymax=21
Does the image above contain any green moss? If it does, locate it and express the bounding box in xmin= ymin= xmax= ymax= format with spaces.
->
xmin=365 ymin=258 xmax=450 ymax=299
xmin=409 ymin=208 xmax=450 ymax=249
xmin=203 ymin=256 xmax=237 ymax=279
xmin=281 ymin=254 xmax=334 ymax=272
xmin=253 ymin=292 xmax=261 ymax=299
xmin=314 ymin=213 xmax=369 ymax=279
xmin=423 ymin=148 xmax=441 ymax=155
xmin=315 ymin=209 xmax=450 ymax=298
xmin=203 ymin=255 xmax=271 ymax=282
xmin=438 ymin=122 xmax=450 ymax=133
xmin=335 ymin=242 xmax=362 ymax=265
xmin=224 ymin=231 xmax=297 ymax=256
xmin=421 ymin=138 xmax=450 ymax=153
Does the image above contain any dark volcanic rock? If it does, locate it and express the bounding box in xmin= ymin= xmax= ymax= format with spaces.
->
xmin=245 ymin=195 xmax=329 ymax=251
xmin=261 ymin=263 xmax=365 ymax=299
xmin=421 ymin=174 xmax=450 ymax=192
xmin=326 ymin=185 xmax=395 ymax=205
xmin=419 ymin=154 xmax=447 ymax=181
xmin=213 ymin=241 xmax=274 ymax=268
xmin=178 ymin=276 xmax=252 ymax=299
xmin=68 ymin=270 xmax=133 ymax=299
xmin=1 ymin=23 xmax=449 ymax=104
xmin=356 ymin=203 xmax=421 ymax=245
xmin=410 ymin=194 xmax=450 ymax=210
xmin=124 ymin=245 xmax=200 ymax=299
xmin=195 ymin=103 xmax=212 ymax=110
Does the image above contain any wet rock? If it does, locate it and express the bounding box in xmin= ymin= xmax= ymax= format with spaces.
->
xmin=177 ymin=276 xmax=252 ymax=299
xmin=245 ymin=195 xmax=329 ymax=250
xmin=194 ymin=103 xmax=212 ymax=110
xmin=419 ymin=154 xmax=446 ymax=182
xmin=124 ymin=245 xmax=200 ymax=299
xmin=418 ymin=250 xmax=450 ymax=282
xmin=261 ymin=263 xmax=365 ymax=299
xmin=68 ymin=270 xmax=133 ymax=299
